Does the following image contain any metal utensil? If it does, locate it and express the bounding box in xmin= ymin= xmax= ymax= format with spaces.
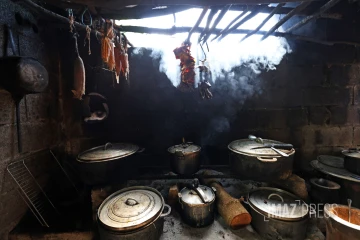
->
xmin=270 ymin=147 xmax=289 ymax=157
xmin=251 ymin=144 xmax=294 ymax=150
xmin=348 ymin=199 xmax=352 ymax=223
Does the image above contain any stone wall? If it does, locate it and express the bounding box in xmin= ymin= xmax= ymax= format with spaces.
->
xmin=0 ymin=0 xmax=61 ymax=238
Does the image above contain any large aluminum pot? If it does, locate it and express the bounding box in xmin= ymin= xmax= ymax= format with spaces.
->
xmin=247 ymin=187 xmax=309 ymax=240
xmin=342 ymin=149 xmax=360 ymax=176
xmin=178 ymin=179 xmax=216 ymax=227
xmin=228 ymin=138 xmax=295 ymax=181
xmin=97 ymin=186 xmax=171 ymax=240
xmin=324 ymin=204 xmax=360 ymax=240
xmin=168 ymin=141 xmax=201 ymax=175
xmin=76 ymin=143 xmax=144 ymax=185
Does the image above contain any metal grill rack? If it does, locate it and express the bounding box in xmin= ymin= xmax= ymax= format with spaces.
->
xmin=7 ymin=151 xmax=61 ymax=227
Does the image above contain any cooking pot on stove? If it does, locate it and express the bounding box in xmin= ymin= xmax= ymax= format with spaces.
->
xmin=342 ymin=149 xmax=360 ymax=176
xmin=324 ymin=203 xmax=360 ymax=240
xmin=228 ymin=138 xmax=295 ymax=181
xmin=178 ymin=178 xmax=216 ymax=227
xmin=168 ymin=140 xmax=201 ymax=175
xmin=97 ymin=186 xmax=171 ymax=240
xmin=76 ymin=142 xmax=144 ymax=185
xmin=246 ymin=187 xmax=309 ymax=240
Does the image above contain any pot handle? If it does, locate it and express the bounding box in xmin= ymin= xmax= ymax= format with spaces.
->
xmin=257 ymin=156 xmax=277 ymax=162
xmin=137 ymin=147 xmax=145 ymax=153
xmin=104 ymin=142 xmax=112 ymax=150
xmin=268 ymin=193 xmax=284 ymax=202
xmin=160 ymin=204 xmax=171 ymax=218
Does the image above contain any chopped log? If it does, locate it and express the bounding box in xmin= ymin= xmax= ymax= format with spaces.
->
xmin=219 ymin=5 xmax=268 ymax=41
xmin=261 ymin=1 xmax=312 ymax=40
xmin=201 ymin=4 xmax=232 ymax=44
xmin=117 ymin=25 xmax=360 ymax=46
xmin=187 ymin=7 xmax=208 ymax=42
xmin=240 ymin=3 xmax=285 ymax=42
xmin=168 ymin=184 xmax=180 ymax=206
xmin=271 ymin=174 xmax=309 ymax=201
xmin=199 ymin=7 xmax=219 ymax=42
xmin=201 ymin=177 xmax=252 ymax=229
xmin=211 ymin=7 xmax=251 ymax=41
xmin=285 ymin=0 xmax=342 ymax=33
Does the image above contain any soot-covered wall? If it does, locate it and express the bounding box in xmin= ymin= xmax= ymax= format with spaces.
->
xmin=79 ymin=41 xmax=360 ymax=171
xmin=65 ymin=6 xmax=360 ymax=173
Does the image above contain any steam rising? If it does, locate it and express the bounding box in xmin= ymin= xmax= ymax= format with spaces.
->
xmin=117 ymin=8 xmax=291 ymax=87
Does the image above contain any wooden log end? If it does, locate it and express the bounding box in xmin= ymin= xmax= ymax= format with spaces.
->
xmin=230 ymin=213 xmax=252 ymax=229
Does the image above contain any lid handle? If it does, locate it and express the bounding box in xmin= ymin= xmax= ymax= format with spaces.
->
xmin=190 ymin=178 xmax=210 ymax=203
xmin=268 ymin=193 xmax=284 ymax=202
xmin=104 ymin=142 xmax=113 ymax=150
xmin=125 ymin=198 xmax=139 ymax=206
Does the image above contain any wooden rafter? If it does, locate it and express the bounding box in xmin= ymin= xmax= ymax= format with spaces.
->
xmin=261 ymin=1 xmax=312 ymax=40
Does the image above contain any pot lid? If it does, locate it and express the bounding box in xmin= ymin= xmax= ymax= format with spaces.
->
xmin=342 ymin=149 xmax=360 ymax=158
xmin=97 ymin=186 xmax=164 ymax=232
xmin=248 ymin=187 xmax=308 ymax=221
xmin=168 ymin=142 xmax=201 ymax=154
xmin=317 ymin=155 xmax=344 ymax=168
xmin=179 ymin=184 xmax=215 ymax=205
xmin=77 ymin=143 xmax=139 ymax=162
xmin=228 ymin=139 xmax=294 ymax=157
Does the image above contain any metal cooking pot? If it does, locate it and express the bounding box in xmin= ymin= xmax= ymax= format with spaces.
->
xmin=168 ymin=141 xmax=201 ymax=175
xmin=178 ymin=178 xmax=216 ymax=227
xmin=342 ymin=149 xmax=360 ymax=176
xmin=310 ymin=178 xmax=341 ymax=204
xmin=246 ymin=187 xmax=309 ymax=240
xmin=228 ymin=139 xmax=295 ymax=181
xmin=324 ymin=203 xmax=360 ymax=240
xmin=97 ymin=186 xmax=171 ymax=240
xmin=76 ymin=142 xmax=144 ymax=185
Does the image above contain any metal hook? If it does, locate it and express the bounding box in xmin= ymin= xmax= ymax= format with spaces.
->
xmin=200 ymin=44 xmax=206 ymax=63
xmin=66 ymin=8 xmax=73 ymax=17
xmin=81 ymin=7 xmax=93 ymax=26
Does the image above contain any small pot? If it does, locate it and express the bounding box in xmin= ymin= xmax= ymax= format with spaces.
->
xmin=228 ymin=139 xmax=295 ymax=181
xmin=76 ymin=142 xmax=144 ymax=185
xmin=324 ymin=204 xmax=360 ymax=240
xmin=342 ymin=149 xmax=360 ymax=176
xmin=178 ymin=179 xmax=216 ymax=227
xmin=168 ymin=142 xmax=201 ymax=175
xmin=310 ymin=178 xmax=341 ymax=204
xmin=97 ymin=186 xmax=171 ymax=240
xmin=247 ymin=187 xmax=309 ymax=240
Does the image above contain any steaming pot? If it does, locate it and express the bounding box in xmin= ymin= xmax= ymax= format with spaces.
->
xmin=228 ymin=138 xmax=295 ymax=181
xmin=168 ymin=141 xmax=201 ymax=175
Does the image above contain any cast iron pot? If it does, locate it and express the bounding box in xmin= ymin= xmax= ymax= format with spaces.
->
xmin=228 ymin=139 xmax=295 ymax=181
xmin=324 ymin=204 xmax=360 ymax=240
xmin=246 ymin=187 xmax=309 ymax=240
xmin=76 ymin=143 xmax=144 ymax=185
xmin=178 ymin=179 xmax=216 ymax=227
xmin=168 ymin=142 xmax=201 ymax=175
xmin=97 ymin=186 xmax=171 ymax=240
xmin=310 ymin=178 xmax=341 ymax=204
xmin=342 ymin=149 xmax=360 ymax=176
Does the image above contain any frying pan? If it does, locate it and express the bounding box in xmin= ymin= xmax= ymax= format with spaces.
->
xmin=0 ymin=25 xmax=48 ymax=152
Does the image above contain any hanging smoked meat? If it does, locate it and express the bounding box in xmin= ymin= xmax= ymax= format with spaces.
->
xmin=101 ymin=20 xmax=115 ymax=71
xmin=72 ymin=35 xmax=85 ymax=100
xmin=173 ymin=41 xmax=195 ymax=92
xmin=114 ymin=36 xmax=122 ymax=83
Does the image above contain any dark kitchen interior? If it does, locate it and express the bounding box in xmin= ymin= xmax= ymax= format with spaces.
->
xmin=1 ymin=0 xmax=360 ymax=239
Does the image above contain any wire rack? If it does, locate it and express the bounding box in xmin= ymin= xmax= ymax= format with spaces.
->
xmin=7 ymin=150 xmax=64 ymax=227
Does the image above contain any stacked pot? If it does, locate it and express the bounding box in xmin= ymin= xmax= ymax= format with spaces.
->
xmin=168 ymin=141 xmax=201 ymax=175
xmin=97 ymin=186 xmax=171 ymax=240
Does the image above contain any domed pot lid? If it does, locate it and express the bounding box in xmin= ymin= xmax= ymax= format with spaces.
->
xmin=77 ymin=142 xmax=139 ymax=162
xmin=168 ymin=142 xmax=201 ymax=154
xmin=248 ymin=187 xmax=308 ymax=221
xmin=179 ymin=179 xmax=215 ymax=205
xmin=228 ymin=139 xmax=294 ymax=157
xmin=97 ymin=186 xmax=164 ymax=232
